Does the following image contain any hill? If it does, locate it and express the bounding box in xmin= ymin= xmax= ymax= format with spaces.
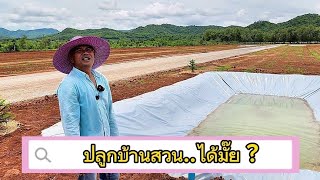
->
xmin=49 ymin=24 xmax=221 ymax=41
xmin=247 ymin=13 xmax=320 ymax=30
xmin=0 ymin=28 xmax=59 ymax=39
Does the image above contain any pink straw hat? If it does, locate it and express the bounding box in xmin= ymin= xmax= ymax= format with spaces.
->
xmin=53 ymin=36 xmax=110 ymax=74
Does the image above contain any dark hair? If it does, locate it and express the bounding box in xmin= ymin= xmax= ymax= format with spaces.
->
xmin=68 ymin=45 xmax=95 ymax=61
xmin=69 ymin=45 xmax=95 ymax=56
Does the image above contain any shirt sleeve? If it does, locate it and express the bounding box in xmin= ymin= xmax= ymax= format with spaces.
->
xmin=105 ymin=79 xmax=119 ymax=136
xmin=57 ymin=81 xmax=81 ymax=136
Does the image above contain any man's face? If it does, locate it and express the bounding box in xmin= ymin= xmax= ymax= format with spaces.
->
xmin=70 ymin=45 xmax=95 ymax=70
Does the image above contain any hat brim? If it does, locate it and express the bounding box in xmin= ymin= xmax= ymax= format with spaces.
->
xmin=53 ymin=36 xmax=110 ymax=74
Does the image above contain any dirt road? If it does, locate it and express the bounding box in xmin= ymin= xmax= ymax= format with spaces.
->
xmin=0 ymin=45 xmax=280 ymax=103
xmin=0 ymin=45 xmax=237 ymax=76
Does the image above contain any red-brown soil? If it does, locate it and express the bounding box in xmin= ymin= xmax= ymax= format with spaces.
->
xmin=2 ymin=44 xmax=320 ymax=179
xmin=0 ymin=45 xmax=237 ymax=77
xmin=199 ymin=45 xmax=320 ymax=75
xmin=0 ymin=70 xmax=195 ymax=180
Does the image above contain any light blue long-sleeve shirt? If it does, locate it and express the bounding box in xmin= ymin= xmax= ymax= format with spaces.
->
xmin=57 ymin=67 xmax=119 ymax=136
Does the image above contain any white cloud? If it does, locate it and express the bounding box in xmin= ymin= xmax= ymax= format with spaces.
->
xmin=4 ymin=3 xmax=72 ymax=30
xmin=259 ymin=11 xmax=271 ymax=20
xmin=221 ymin=20 xmax=247 ymax=27
xmin=237 ymin=9 xmax=247 ymax=17
xmin=315 ymin=3 xmax=320 ymax=11
xmin=98 ymin=0 xmax=118 ymax=11
xmin=142 ymin=2 xmax=188 ymax=17
xmin=13 ymin=4 xmax=69 ymax=19
xmin=95 ymin=2 xmax=231 ymax=29
xmin=99 ymin=2 xmax=193 ymax=19
xmin=269 ymin=16 xmax=292 ymax=24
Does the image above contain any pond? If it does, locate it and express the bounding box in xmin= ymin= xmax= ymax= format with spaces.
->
xmin=189 ymin=94 xmax=320 ymax=171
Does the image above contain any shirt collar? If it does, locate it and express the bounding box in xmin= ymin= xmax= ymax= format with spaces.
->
xmin=71 ymin=67 xmax=100 ymax=79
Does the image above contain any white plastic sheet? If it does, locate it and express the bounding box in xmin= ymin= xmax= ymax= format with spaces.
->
xmin=42 ymin=72 xmax=320 ymax=179
xmin=42 ymin=72 xmax=320 ymax=136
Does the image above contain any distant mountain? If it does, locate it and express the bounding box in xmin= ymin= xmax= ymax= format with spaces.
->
xmin=130 ymin=24 xmax=221 ymax=36
xmin=279 ymin=13 xmax=320 ymax=27
xmin=49 ymin=24 xmax=222 ymax=41
xmin=247 ymin=13 xmax=320 ymax=30
xmin=50 ymin=27 xmax=124 ymax=40
xmin=51 ymin=14 xmax=320 ymax=41
xmin=0 ymin=28 xmax=11 ymax=39
xmin=0 ymin=28 xmax=59 ymax=39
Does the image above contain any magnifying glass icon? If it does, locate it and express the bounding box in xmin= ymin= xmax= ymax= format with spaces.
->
xmin=35 ymin=147 xmax=51 ymax=163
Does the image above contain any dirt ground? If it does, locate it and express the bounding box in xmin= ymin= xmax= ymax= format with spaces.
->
xmin=199 ymin=44 xmax=320 ymax=75
xmin=0 ymin=70 xmax=195 ymax=180
xmin=0 ymin=45 xmax=237 ymax=77
xmin=2 ymin=44 xmax=320 ymax=179
xmin=0 ymin=45 xmax=274 ymax=103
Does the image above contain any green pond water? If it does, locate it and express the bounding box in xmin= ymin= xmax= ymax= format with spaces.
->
xmin=189 ymin=94 xmax=320 ymax=171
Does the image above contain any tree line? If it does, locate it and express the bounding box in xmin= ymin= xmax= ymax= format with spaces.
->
xmin=1 ymin=25 xmax=320 ymax=52
xmin=203 ymin=25 xmax=320 ymax=43
xmin=0 ymin=34 xmax=205 ymax=52
xmin=0 ymin=36 xmax=63 ymax=52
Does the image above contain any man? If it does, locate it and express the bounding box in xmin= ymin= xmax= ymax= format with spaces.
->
xmin=53 ymin=36 xmax=119 ymax=180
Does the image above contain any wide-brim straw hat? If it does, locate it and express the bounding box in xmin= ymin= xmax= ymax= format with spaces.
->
xmin=53 ymin=36 xmax=110 ymax=74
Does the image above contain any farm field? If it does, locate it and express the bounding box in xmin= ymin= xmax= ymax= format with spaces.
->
xmin=0 ymin=45 xmax=237 ymax=77
xmin=1 ymin=44 xmax=320 ymax=179
xmin=201 ymin=44 xmax=320 ymax=75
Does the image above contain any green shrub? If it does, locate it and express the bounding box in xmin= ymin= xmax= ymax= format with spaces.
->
xmin=0 ymin=98 xmax=17 ymax=135
xmin=188 ymin=59 xmax=197 ymax=72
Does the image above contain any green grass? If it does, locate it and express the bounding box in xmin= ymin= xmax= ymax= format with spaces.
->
xmin=291 ymin=46 xmax=304 ymax=58
xmin=309 ymin=50 xmax=320 ymax=61
xmin=285 ymin=65 xmax=305 ymax=74
xmin=195 ymin=66 xmax=206 ymax=70
xmin=245 ymin=67 xmax=256 ymax=73
xmin=216 ymin=65 xmax=233 ymax=71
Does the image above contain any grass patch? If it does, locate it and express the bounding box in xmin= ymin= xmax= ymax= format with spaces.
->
xmin=245 ymin=67 xmax=256 ymax=73
xmin=291 ymin=46 xmax=304 ymax=58
xmin=285 ymin=65 xmax=305 ymax=74
xmin=195 ymin=66 xmax=207 ymax=70
xmin=309 ymin=50 xmax=320 ymax=61
xmin=216 ymin=65 xmax=233 ymax=71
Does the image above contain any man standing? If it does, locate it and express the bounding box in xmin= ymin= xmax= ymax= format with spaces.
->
xmin=53 ymin=36 xmax=119 ymax=180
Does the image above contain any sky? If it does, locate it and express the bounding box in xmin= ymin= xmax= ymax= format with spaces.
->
xmin=0 ymin=0 xmax=320 ymax=31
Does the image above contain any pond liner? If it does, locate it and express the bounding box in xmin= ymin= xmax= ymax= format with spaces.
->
xmin=42 ymin=71 xmax=320 ymax=179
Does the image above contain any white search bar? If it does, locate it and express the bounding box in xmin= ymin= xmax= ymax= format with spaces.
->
xmin=22 ymin=136 xmax=298 ymax=173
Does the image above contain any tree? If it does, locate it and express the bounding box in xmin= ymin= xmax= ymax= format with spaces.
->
xmin=188 ymin=59 xmax=197 ymax=72
xmin=17 ymin=35 xmax=27 ymax=50
xmin=39 ymin=38 xmax=51 ymax=49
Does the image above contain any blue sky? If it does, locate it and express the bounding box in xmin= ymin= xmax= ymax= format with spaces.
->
xmin=1 ymin=0 xmax=320 ymax=31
